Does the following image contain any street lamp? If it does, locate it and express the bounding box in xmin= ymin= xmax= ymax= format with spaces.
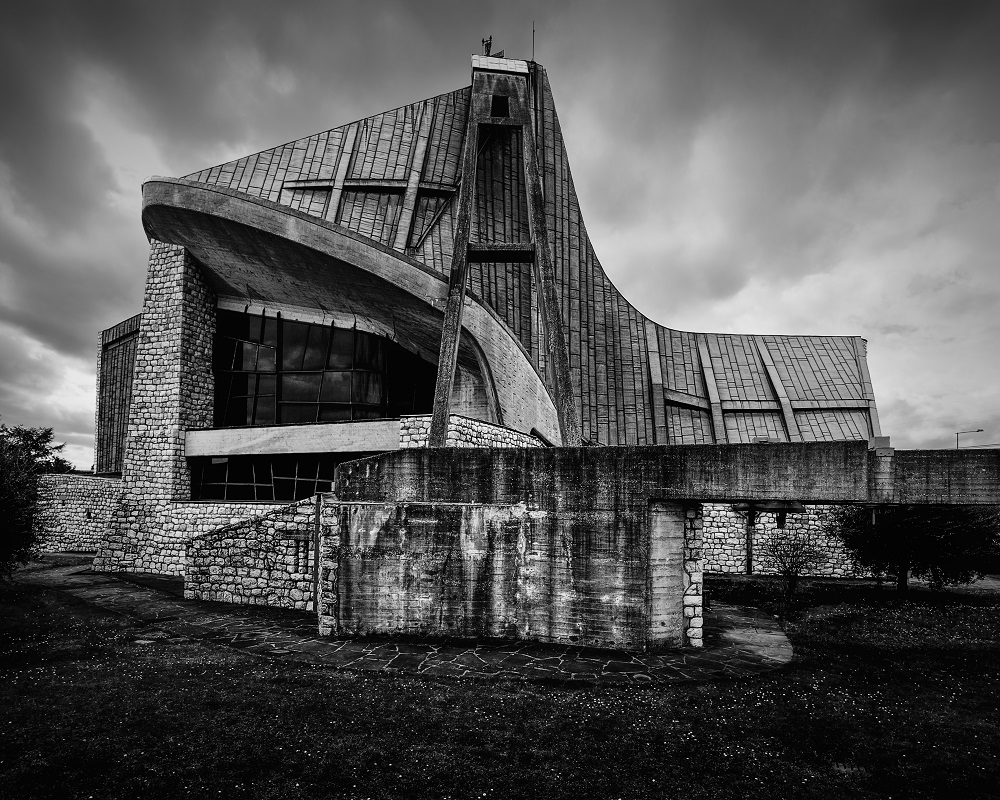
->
xmin=956 ymin=429 xmax=984 ymax=448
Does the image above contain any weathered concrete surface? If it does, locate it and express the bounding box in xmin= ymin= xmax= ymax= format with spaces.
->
xmin=319 ymin=500 xmax=665 ymax=650
xmin=141 ymin=178 xmax=561 ymax=443
xmin=335 ymin=443 xmax=1000 ymax=507
xmin=326 ymin=448 xmax=735 ymax=650
xmin=874 ymin=449 xmax=1000 ymax=505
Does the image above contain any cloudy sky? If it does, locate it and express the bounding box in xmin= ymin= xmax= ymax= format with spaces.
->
xmin=2 ymin=0 xmax=998 ymax=467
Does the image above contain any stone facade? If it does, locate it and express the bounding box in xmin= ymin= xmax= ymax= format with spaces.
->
xmin=702 ymin=503 xmax=861 ymax=577
xmin=36 ymin=474 xmax=123 ymax=552
xmin=399 ymin=414 xmax=544 ymax=449
xmin=683 ymin=508 xmax=705 ymax=647
xmin=185 ymin=498 xmax=318 ymax=611
xmin=93 ymin=240 xmax=288 ymax=574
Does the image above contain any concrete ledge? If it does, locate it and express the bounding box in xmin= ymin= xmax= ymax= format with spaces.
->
xmin=185 ymin=419 xmax=402 ymax=457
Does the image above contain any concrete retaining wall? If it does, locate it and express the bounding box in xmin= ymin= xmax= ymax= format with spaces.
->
xmin=330 ymin=449 xmax=712 ymax=649
xmin=317 ymin=498 xmax=700 ymax=650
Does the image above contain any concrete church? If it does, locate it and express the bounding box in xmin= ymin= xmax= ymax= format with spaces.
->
xmin=42 ymin=55 xmax=891 ymax=650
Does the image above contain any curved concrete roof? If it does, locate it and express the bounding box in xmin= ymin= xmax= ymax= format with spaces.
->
xmin=141 ymin=177 xmax=561 ymax=442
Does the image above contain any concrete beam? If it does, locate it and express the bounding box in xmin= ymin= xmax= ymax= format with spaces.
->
xmin=185 ymin=420 xmax=401 ymax=457
xmin=335 ymin=442 xmax=1000 ymax=507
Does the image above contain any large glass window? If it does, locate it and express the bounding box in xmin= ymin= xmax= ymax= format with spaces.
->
xmin=190 ymin=453 xmax=374 ymax=502
xmin=214 ymin=310 xmax=436 ymax=427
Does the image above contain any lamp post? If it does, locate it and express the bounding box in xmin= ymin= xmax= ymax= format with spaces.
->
xmin=956 ymin=429 xmax=983 ymax=448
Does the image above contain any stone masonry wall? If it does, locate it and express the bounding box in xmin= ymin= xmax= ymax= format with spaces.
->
xmin=683 ymin=507 xmax=705 ymax=647
xmin=36 ymin=474 xmax=123 ymax=552
xmin=95 ymin=241 xmax=285 ymax=574
xmin=399 ymin=414 xmax=544 ymax=449
xmin=703 ymin=503 xmax=861 ymax=577
xmin=185 ymin=498 xmax=318 ymax=612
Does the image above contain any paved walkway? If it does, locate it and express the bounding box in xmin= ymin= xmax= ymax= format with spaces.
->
xmin=18 ymin=554 xmax=793 ymax=685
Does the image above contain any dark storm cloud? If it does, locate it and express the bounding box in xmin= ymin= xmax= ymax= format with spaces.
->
xmin=550 ymin=0 xmax=1000 ymax=308
xmin=1 ymin=0 xmax=998 ymax=462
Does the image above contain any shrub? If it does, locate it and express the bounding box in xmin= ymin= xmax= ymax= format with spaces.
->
xmin=0 ymin=422 xmax=72 ymax=578
xmin=757 ymin=527 xmax=826 ymax=614
xmin=825 ymin=504 xmax=1000 ymax=590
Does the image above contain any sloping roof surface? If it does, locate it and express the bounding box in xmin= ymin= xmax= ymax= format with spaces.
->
xmin=183 ymin=64 xmax=878 ymax=446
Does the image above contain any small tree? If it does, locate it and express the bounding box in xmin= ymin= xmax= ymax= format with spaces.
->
xmin=825 ymin=504 xmax=1000 ymax=591
xmin=0 ymin=421 xmax=73 ymax=578
xmin=757 ymin=527 xmax=825 ymax=613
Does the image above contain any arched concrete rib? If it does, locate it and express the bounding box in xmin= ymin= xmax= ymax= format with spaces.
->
xmin=140 ymin=177 xmax=561 ymax=443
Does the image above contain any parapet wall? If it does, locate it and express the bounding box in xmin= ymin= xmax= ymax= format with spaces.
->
xmin=318 ymin=498 xmax=701 ymax=650
xmin=185 ymin=498 xmax=317 ymax=611
xmin=331 ymin=448 xmax=719 ymax=649
xmin=36 ymin=474 xmax=123 ymax=552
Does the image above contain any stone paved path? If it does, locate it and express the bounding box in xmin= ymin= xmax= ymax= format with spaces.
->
xmin=18 ymin=554 xmax=793 ymax=685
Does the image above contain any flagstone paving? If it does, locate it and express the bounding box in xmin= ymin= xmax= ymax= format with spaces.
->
xmin=18 ymin=554 xmax=793 ymax=685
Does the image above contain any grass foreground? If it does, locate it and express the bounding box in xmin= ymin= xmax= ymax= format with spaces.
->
xmin=1 ymin=572 xmax=998 ymax=799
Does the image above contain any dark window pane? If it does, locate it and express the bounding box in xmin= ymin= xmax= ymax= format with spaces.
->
xmin=320 ymin=371 xmax=351 ymax=402
xmin=214 ymin=338 xmax=237 ymax=371
xmin=327 ymin=328 xmax=354 ymax=369
xmin=254 ymin=485 xmax=275 ymax=502
xmin=227 ymin=458 xmax=254 ymax=483
xmin=202 ymin=459 xmax=228 ymax=484
xmin=281 ymin=373 xmax=322 ymax=402
xmin=274 ymin=479 xmax=296 ymax=502
xmin=317 ymin=458 xmax=337 ymax=481
xmin=352 ymin=407 xmax=383 ymax=420
xmin=353 ymin=372 xmax=383 ymax=405
xmin=319 ymin=404 xmax=351 ymax=422
xmin=226 ymin=483 xmax=256 ymax=502
xmin=355 ymin=332 xmax=383 ymax=370
xmin=234 ymin=342 xmax=257 ymax=372
xmin=217 ymin=310 xmax=248 ymax=340
xmin=303 ymin=325 xmax=330 ymax=370
xmin=198 ymin=483 xmax=226 ymax=501
xmin=257 ymin=347 xmax=276 ymax=373
xmin=252 ymin=459 xmax=272 ymax=486
xmin=262 ymin=317 xmax=278 ymax=347
xmin=228 ymin=374 xmax=250 ymax=397
xmin=271 ymin=455 xmax=297 ymax=479
xmin=316 ymin=479 xmax=334 ymax=494
xmin=247 ymin=314 xmax=263 ymax=344
xmin=278 ymin=403 xmax=318 ymax=424
xmin=257 ymin=374 xmax=276 ymax=396
xmin=294 ymin=481 xmax=316 ymax=501
xmin=282 ymin=320 xmax=309 ymax=370
xmin=253 ymin=395 xmax=275 ymax=426
xmin=223 ymin=398 xmax=251 ymax=427
xmin=297 ymin=456 xmax=320 ymax=479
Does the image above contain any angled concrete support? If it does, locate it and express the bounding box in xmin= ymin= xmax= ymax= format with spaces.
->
xmin=429 ymin=91 xmax=478 ymax=447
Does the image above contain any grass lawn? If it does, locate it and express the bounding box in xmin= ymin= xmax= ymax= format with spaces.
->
xmin=2 ymin=575 xmax=998 ymax=800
